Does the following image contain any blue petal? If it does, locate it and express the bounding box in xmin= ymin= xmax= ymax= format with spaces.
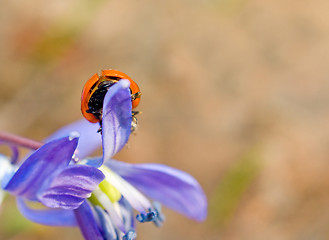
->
xmin=16 ymin=198 xmax=77 ymax=226
xmin=94 ymin=206 xmax=118 ymax=240
xmin=39 ymin=165 xmax=105 ymax=209
xmin=74 ymin=201 xmax=104 ymax=240
xmin=102 ymin=80 xmax=132 ymax=163
xmin=46 ymin=119 xmax=101 ymax=159
xmin=79 ymin=157 xmax=103 ymax=168
xmin=4 ymin=135 xmax=79 ymax=200
xmin=119 ymin=198 xmax=136 ymax=230
xmin=106 ymin=160 xmax=208 ymax=221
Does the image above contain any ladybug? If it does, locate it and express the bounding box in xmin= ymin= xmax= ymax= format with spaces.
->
xmin=81 ymin=69 xmax=141 ymax=133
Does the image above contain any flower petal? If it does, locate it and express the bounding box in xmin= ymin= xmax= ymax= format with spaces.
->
xmin=74 ymin=201 xmax=104 ymax=240
xmin=94 ymin=205 xmax=119 ymax=240
xmin=100 ymin=166 xmax=152 ymax=213
xmin=4 ymin=134 xmax=79 ymax=200
xmin=16 ymin=198 xmax=77 ymax=226
xmin=39 ymin=165 xmax=104 ymax=209
xmin=106 ymin=160 xmax=208 ymax=221
xmin=119 ymin=198 xmax=135 ymax=230
xmin=0 ymin=142 xmax=19 ymax=164
xmin=102 ymin=80 xmax=132 ymax=163
xmin=93 ymin=187 xmax=127 ymax=233
xmin=46 ymin=119 xmax=101 ymax=159
xmin=79 ymin=156 xmax=103 ymax=168
xmin=0 ymin=154 xmax=15 ymax=189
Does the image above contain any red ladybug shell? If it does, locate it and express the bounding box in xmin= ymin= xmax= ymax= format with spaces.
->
xmin=81 ymin=70 xmax=140 ymax=123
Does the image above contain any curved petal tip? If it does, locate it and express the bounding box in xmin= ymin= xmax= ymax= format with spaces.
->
xmin=120 ymin=79 xmax=131 ymax=88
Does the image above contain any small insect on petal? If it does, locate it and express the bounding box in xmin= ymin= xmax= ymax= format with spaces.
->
xmin=81 ymin=70 xmax=141 ymax=133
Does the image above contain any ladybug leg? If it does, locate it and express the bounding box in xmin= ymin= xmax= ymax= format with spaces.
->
xmin=132 ymin=110 xmax=140 ymax=116
xmin=131 ymin=111 xmax=141 ymax=132
xmin=97 ymin=120 xmax=102 ymax=134
xmin=86 ymin=109 xmax=94 ymax=114
xmin=131 ymin=92 xmax=141 ymax=101
xmin=131 ymin=115 xmax=138 ymax=132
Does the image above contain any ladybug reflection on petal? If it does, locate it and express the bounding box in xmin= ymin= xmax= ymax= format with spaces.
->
xmin=81 ymin=70 xmax=141 ymax=133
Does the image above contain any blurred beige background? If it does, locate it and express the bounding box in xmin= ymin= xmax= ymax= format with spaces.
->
xmin=1 ymin=0 xmax=329 ymax=239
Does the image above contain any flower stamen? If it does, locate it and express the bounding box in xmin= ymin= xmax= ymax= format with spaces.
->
xmin=100 ymin=166 xmax=152 ymax=212
xmin=136 ymin=210 xmax=157 ymax=223
xmin=92 ymin=187 xmax=126 ymax=233
xmin=94 ymin=205 xmax=119 ymax=240
xmin=136 ymin=202 xmax=165 ymax=226
xmin=123 ymin=229 xmax=137 ymax=240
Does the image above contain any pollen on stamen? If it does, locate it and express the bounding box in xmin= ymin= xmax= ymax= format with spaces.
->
xmin=136 ymin=202 xmax=165 ymax=226
xmin=136 ymin=210 xmax=157 ymax=223
xmin=122 ymin=229 xmax=137 ymax=240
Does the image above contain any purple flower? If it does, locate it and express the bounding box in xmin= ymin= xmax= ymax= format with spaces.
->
xmin=0 ymin=79 xmax=207 ymax=240
xmin=0 ymin=132 xmax=105 ymax=226
xmin=4 ymin=133 xmax=104 ymax=205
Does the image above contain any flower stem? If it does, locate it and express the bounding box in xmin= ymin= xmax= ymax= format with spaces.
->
xmin=0 ymin=131 xmax=43 ymax=150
